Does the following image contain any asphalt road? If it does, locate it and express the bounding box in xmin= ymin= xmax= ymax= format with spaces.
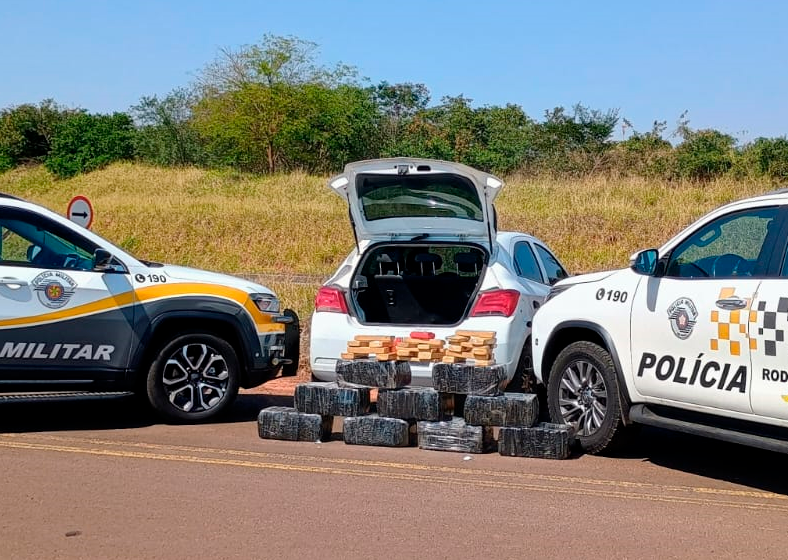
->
xmin=2 ymin=394 xmax=788 ymax=560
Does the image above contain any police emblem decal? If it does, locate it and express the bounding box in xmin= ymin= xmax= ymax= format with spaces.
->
xmin=668 ymin=297 xmax=698 ymax=340
xmin=32 ymin=271 xmax=77 ymax=309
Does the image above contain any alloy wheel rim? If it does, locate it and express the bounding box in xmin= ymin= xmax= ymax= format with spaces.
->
xmin=162 ymin=343 xmax=230 ymax=413
xmin=557 ymin=359 xmax=608 ymax=436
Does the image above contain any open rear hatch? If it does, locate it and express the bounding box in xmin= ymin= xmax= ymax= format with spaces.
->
xmin=351 ymin=243 xmax=487 ymax=325
xmin=328 ymin=158 xmax=504 ymax=251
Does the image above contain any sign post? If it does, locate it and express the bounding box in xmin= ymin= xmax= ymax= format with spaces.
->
xmin=67 ymin=195 xmax=94 ymax=229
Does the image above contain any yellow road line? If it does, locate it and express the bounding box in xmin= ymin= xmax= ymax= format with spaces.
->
xmin=4 ymin=433 xmax=783 ymax=502
xmin=0 ymin=438 xmax=785 ymax=513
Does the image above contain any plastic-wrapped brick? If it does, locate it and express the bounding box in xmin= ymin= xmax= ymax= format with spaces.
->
xmin=294 ymin=382 xmax=371 ymax=417
xmin=342 ymin=415 xmax=415 ymax=447
xmin=463 ymin=393 xmax=539 ymax=427
xmin=377 ymin=387 xmax=453 ymax=421
xmin=257 ymin=406 xmax=333 ymax=442
xmin=417 ymin=417 xmax=494 ymax=454
xmin=431 ymin=364 xmax=507 ymax=396
xmin=335 ymin=359 xmax=412 ymax=388
xmin=498 ymin=422 xmax=576 ymax=459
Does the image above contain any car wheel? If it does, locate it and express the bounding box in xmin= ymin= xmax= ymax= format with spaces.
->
xmin=547 ymin=341 xmax=626 ymax=455
xmin=506 ymin=339 xmax=537 ymax=393
xmin=146 ymin=333 xmax=240 ymax=422
xmin=282 ymin=309 xmax=300 ymax=377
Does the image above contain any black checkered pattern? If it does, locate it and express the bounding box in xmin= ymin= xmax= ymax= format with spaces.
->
xmin=756 ymin=298 xmax=788 ymax=357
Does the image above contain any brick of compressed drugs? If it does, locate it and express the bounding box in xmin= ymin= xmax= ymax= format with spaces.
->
xmin=354 ymin=335 xmax=395 ymax=342
xmin=377 ymin=387 xmax=453 ymax=421
xmin=409 ymin=331 xmax=435 ymax=340
xmin=294 ymin=382 xmax=371 ymax=416
xmin=498 ymin=422 xmax=576 ymax=459
xmin=342 ymin=414 xmax=415 ymax=447
xmin=417 ymin=417 xmax=494 ymax=454
xmin=335 ymin=359 xmax=411 ymax=388
xmin=257 ymin=406 xmax=333 ymax=442
xmin=463 ymin=393 xmax=539 ymax=427
xmin=431 ymin=363 xmax=507 ymax=396
xmin=455 ymin=330 xmax=495 ymax=339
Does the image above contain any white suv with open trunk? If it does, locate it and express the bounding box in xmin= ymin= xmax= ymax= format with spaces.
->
xmin=309 ymin=158 xmax=567 ymax=389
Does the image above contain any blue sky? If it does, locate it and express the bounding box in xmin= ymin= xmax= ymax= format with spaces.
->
xmin=1 ymin=0 xmax=786 ymax=143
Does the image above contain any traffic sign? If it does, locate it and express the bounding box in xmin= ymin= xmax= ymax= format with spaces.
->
xmin=67 ymin=195 xmax=94 ymax=229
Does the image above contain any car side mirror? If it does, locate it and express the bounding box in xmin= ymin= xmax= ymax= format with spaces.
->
xmin=630 ymin=249 xmax=659 ymax=276
xmin=93 ymin=248 xmax=114 ymax=271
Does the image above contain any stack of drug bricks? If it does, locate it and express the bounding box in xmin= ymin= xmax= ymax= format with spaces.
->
xmin=257 ymin=355 xmax=448 ymax=447
xmin=423 ymin=362 xmax=574 ymax=458
xmin=339 ymin=333 xmax=445 ymax=363
xmin=340 ymin=335 xmax=397 ymax=361
xmin=335 ymin=357 xmax=453 ymax=447
xmin=394 ymin=332 xmax=445 ymax=363
xmin=257 ymin=333 xmax=575 ymax=458
xmin=442 ymin=330 xmax=496 ymax=366
xmin=256 ymin=377 xmax=371 ymax=443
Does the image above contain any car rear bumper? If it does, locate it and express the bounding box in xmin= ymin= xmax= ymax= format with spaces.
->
xmin=309 ymin=312 xmax=526 ymax=384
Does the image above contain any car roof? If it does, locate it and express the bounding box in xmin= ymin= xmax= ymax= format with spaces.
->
xmin=725 ymin=188 xmax=788 ymax=208
xmin=496 ymin=230 xmax=543 ymax=246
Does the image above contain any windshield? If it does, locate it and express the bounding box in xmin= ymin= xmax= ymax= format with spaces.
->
xmin=356 ymin=173 xmax=483 ymax=222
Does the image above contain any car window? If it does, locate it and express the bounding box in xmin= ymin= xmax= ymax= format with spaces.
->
xmin=0 ymin=208 xmax=97 ymax=271
xmin=666 ymin=207 xmax=780 ymax=278
xmin=356 ymin=173 xmax=483 ymax=221
xmin=534 ymin=244 xmax=568 ymax=285
xmin=513 ymin=241 xmax=543 ymax=283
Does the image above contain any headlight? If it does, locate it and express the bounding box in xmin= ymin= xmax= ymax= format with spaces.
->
xmin=251 ymin=293 xmax=280 ymax=314
xmin=545 ymin=283 xmax=573 ymax=303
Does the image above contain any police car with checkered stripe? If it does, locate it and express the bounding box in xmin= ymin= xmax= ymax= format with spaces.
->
xmin=0 ymin=193 xmax=299 ymax=422
xmin=532 ymin=189 xmax=788 ymax=454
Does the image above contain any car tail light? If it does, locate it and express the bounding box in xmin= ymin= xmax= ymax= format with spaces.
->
xmin=470 ymin=289 xmax=520 ymax=317
xmin=315 ymin=286 xmax=348 ymax=314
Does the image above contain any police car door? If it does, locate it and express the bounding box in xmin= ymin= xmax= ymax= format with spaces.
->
xmin=630 ymin=206 xmax=783 ymax=414
xmin=0 ymin=207 xmax=135 ymax=382
xmin=748 ymin=216 xmax=788 ymax=420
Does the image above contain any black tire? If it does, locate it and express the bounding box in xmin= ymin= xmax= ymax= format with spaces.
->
xmin=281 ymin=309 xmax=300 ymax=377
xmin=146 ymin=333 xmax=240 ymax=423
xmin=506 ymin=339 xmax=537 ymax=393
xmin=547 ymin=341 xmax=627 ymax=455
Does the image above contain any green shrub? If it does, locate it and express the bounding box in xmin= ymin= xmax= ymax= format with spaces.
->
xmin=45 ymin=112 xmax=135 ymax=178
xmin=735 ymin=137 xmax=788 ymax=182
xmin=674 ymin=129 xmax=735 ymax=180
xmin=0 ymin=100 xmax=72 ymax=169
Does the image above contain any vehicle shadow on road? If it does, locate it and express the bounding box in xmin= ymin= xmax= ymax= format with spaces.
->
xmin=0 ymin=393 xmax=292 ymax=433
xmin=614 ymin=426 xmax=788 ymax=495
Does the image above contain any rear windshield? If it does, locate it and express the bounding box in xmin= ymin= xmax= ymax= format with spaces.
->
xmin=356 ymin=173 xmax=483 ymax=222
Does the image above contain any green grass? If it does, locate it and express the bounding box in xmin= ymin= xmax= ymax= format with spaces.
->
xmin=0 ymin=163 xmax=774 ymax=323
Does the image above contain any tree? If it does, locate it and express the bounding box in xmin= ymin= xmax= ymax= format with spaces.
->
xmin=374 ymin=82 xmax=430 ymax=155
xmin=674 ymin=128 xmax=735 ymax=180
xmin=131 ymin=88 xmax=204 ymax=166
xmin=613 ymin=120 xmax=674 ymax=178
xmin=193 ymin=34 xmax=361 ymax=173
xmin=736 ymin=137 xmax=788 ymax=182
xmin=0 ymin=99 xmax=74 ymax=171
xmin=45 ymin=112 xmax=135 ymax=178
xmin=532 ymin=104 xmax=619 ymax=175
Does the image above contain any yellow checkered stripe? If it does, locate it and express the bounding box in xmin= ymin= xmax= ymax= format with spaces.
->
xmin=710 ymin=287 xmax=757 ymax=357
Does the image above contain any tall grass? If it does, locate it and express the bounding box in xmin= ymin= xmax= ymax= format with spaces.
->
xmin=0 ymin=163 xmax=773 ymax=321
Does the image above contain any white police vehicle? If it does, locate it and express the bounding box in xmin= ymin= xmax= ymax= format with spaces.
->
xmin=533 ymin=189 xmax=788 ymax=454
xmin=0 ymin=193 xmax=298 ymax=421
